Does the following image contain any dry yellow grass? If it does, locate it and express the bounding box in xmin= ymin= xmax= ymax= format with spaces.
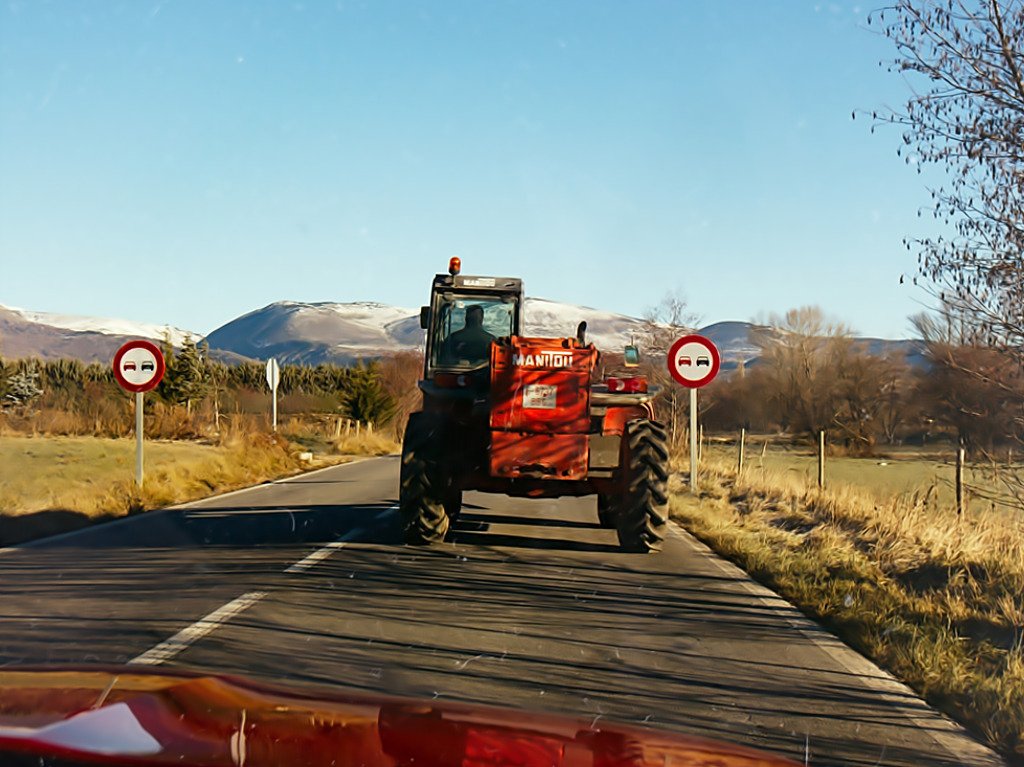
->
xmin=0 ymin=423 xmax=399 ymax=545
xmin=669 ymin=452 xmax=1024 ymax=761
xmin=704 ymin=440 xmax=1022 ymax=515
xmin=330 ymin=431 xmax=400 ymax=456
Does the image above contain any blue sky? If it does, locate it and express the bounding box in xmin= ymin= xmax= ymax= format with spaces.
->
xmin=1 ymin=1 xmax=942 ymax=338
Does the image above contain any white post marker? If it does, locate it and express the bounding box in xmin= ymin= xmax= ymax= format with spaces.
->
xmin=136 ymin=391 xmax=144 ymax=485
xmin=112 ymin=340 xmax=166 ymax=489
xmin=666 ymin=334 xmax=721 ymax=492
xmin=266 ymin=358 xmax=281 ymax=432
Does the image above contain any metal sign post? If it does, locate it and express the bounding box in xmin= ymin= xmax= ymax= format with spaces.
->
xmin=136 ymin=391 xmax=144 ymax=487
xmin=689 ymin=388 xmax=698 ymax=491
xmin=266 ymin=358 xmax=281 ymax=432
xmin=112 ymin=340 xmax=166 ymax=490
xmin=667 ymin=334 xmax=721 ymax=493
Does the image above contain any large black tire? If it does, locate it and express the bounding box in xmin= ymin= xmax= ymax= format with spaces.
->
xmin=596 ymin=494 xmax=617 ymax=528
xmin=399 ymin=413 xmax=449 ymax=544
xmin=615 ymin=419 xmax=670 ymax=553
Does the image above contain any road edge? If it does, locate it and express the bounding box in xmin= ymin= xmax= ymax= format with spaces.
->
xmin=666 ymin=521 xmax=1006 ymax=767
xmin=3 ymin=455 xmax=398 ymax=552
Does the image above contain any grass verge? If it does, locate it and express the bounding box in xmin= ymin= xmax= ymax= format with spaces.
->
xmin=670 ymin=452 xmax=1024 ymax=763
xmin=703 ymin=441 xmax=1020 ymax=515
xmin=0 ymin=426 xmax=399 ymax=546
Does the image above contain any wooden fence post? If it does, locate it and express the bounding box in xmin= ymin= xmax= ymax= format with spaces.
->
xmin=817 ymin=430 xmax=826 ymax=490
xmin=738 ymin=428 xmax=746 ymax=474
xmin=956 ymin=443 xmax=965 ymax=516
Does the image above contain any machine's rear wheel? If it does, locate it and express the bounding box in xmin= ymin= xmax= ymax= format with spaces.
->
xmin=596 ymin=494 xmax=617 ymax=528
xmin=400 ymin=413 xmax=449 ymax=544
xmin=615 ymin=419 xmax=669 ymax=553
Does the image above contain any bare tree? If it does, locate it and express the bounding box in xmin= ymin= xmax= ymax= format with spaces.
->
xmin=912 ymin=309 xmax=1024 ymax=452
xmin=640 ymin=290 xmax=698 ymax=447
xmin=641 ymin=289 xmax=697 ymax=356
xmin=378 ymin=351 xmax=425 ymax=438
xmin=870 ymin=0 xmax=1024 ymax=352
xmin=877 ymin=352 xmax=918 ymax=445
xmin=753 ymin=307 xmax=852 ymax=438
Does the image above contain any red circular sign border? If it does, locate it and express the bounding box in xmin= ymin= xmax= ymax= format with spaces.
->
xmin=667 ymin=335 xmax=721 ymax=389
xmin=112 ymin=340 xmax=166 ymax=393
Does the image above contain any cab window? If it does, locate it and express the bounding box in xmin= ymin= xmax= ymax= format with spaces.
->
xmin=432 ymin=296 xmax=516 ymax=368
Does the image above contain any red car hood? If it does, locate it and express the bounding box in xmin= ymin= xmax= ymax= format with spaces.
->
xmin=0 ymin=665 xmax=798 ymax=767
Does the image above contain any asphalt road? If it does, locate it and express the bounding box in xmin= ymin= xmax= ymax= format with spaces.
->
xmin=0 ymin=456 xmax=1004 ymax=767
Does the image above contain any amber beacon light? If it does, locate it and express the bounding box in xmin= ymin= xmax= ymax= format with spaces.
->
xmin=448 ymin=257 xmax=461 ymax=275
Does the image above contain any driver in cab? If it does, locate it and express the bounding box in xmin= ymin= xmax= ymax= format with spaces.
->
xmin=444 ymin=304 xmax=495 ymax=364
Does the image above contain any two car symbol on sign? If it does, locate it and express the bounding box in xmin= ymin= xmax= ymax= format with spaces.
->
xmin=122 ymin=361 xmax=154 ymax=372
xmin=678 ymin=356 xmax=711 ymax=367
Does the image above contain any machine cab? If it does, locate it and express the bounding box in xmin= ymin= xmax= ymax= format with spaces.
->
xmin=420 ymin=258 xmax=523 ymax=380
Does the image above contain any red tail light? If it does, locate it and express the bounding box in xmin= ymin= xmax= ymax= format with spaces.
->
xmin=605 ymin=376 xmax=648 ymax=393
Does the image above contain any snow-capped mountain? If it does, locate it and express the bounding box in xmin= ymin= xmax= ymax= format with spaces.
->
xmin=201 ymin=299 xmax=925 ymax=367
xmin=699 ymin=321 xmax=765 ymax=367
xmin=522 ymin=298 xmax=642 ymax=350
xmin=0 ymin=303 xmax=202 ymax=363
xmin=203 ymin=301 xmax=422 ymax=366
xmin=1 ymin=304 xmax=196 ymax=347
xmin=202 ymin=298 xmax=653 ymax=365
xmin=2 ymin=297 xmax=921 ymax=368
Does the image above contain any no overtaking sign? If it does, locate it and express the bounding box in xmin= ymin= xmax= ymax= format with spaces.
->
xmin=113 ymin=340 xmax=165 ymax=393
xmin=112 ymin=339 xmax=166 ymax=489
xmin=666 ymin=334 xmax=720 ymax=492
xmin=667 ymin=335 xmax=720 ymax=389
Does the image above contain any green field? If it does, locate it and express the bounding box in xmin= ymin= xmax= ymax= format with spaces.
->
xmin=704 ymin=442 xmax=1020 ymax=515
xmin=0 ymin=432 xmax=395 ymax=546
xmin=0 ymin=436 xmax=225 ymax=514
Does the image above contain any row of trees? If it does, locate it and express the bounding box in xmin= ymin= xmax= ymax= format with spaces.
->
xmin=4 ymin=303 xmax=1021 ymax=455
xmin=700 ymin=308 xmax=918 ymax=452
xmin=636 ymin=300 xmax=1022 ymax=457
xmin=636 ymin=1 xmax=1024 ymax=458
xmin=0 ymin=337 xmax=406 ymax=436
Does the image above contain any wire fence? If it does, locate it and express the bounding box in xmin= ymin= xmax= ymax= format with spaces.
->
xmin=699 ymin=431 xmax=1024 ymax=517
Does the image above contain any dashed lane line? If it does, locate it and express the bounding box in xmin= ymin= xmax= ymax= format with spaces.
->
xmin=128 ymin=504 xmax=400 ymax=665
xmin=285 ymin=541 xmax=348 ymax=573
xmin=129 ymin=591 xmax=267 ymax=666
xmin=283 ymin=504 xmax=399 ymax=573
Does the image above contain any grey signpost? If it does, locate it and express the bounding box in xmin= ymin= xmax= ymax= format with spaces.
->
xmin=112 ymin=340 xmax=166 ymax=490
xmin=266 ymin=358 xmax=281 ymax=432
xmin=136 ymin=392 xmax=144 ymax=486
xmin=666 ymin=334 xmax=721 ymax=492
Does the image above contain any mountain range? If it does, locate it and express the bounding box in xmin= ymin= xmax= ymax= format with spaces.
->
xmin=0 ymin=299 xmax=922 ymax=368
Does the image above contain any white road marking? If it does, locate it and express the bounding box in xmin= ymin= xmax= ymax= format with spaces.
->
xmin=285 ymin=542 xmax=348 ymax=573
xmin=129 ymin=591 xmax=267 ymax=666
xmin=283 ymin=504 xmax=399 ymax=574
xmin=185 ymin=508 xmax=307 ymax=519
xmin=121 ymin=503 xmax=402 ymax=666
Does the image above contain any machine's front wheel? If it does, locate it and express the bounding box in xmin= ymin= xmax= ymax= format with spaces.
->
xmin=399 ymin=413 xmax=449 ymax=544
xmin=615 ymin=419 xmax=670 ymax=553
